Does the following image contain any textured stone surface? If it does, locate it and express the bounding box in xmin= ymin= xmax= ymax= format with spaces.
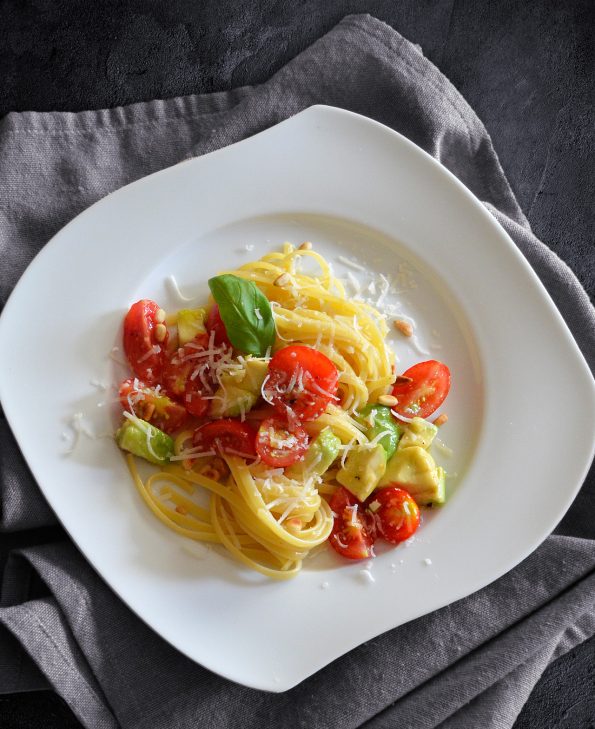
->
xmin=1 ymin=1 xmax=593 ymax=727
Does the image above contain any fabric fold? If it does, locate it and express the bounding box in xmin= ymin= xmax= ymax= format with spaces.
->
xmin=0 ymin=537 xmax=594 ymax=729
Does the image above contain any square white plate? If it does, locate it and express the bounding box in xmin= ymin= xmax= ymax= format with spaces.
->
xmin=1 ymin=105 xmax=594 ymax=691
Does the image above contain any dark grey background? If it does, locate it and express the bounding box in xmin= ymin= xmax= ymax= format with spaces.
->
xmin=1 ymin=1 xmax=593 ymax=727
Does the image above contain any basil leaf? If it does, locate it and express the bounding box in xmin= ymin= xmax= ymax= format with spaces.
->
xmin=208 ymin=274 xmax=276 ymax=357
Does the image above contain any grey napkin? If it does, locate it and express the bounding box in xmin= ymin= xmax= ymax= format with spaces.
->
xmin=1 ymin=14 xmax=594 ymax=729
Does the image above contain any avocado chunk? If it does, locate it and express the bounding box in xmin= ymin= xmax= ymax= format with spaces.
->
xmin=379 ymin=446 xmax=445 ymax=505
xmin=210 ymin=385 xmax=257 ymax=418
xmin=286 ymin=427 xmax=341 ymax=479
xmin=337 ymin=443 xmax=387 ymax=502
xmin=358 ymin=404 xmax=402 ymax=460
xmin=177 ymin=308 xmax=206 ymax=345
xmin=242 ymin=358 xmax=269 ymax=392
xmin=211 ymin=358 xmax=268 ymax=418
xmin=397 ymin=417 xmax=438 ymax=451
xmin=218 ymin=358 xmax=268 ymax=393
xmin=116 ymin=416 xmax=174 ymax=465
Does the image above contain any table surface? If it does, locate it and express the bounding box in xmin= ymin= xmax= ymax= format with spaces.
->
xmin=1 ymin=1 xmax=594 ymax=727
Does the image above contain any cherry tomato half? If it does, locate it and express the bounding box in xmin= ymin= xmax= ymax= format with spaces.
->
xmin=328 ymin=487 xmax=376 ymax=560
xmin=255 ymin=417 xmax=309 ymax=468
xmin=192 ymin=419 xmax=257 ymax=458
xmin=367 ymin=486 xmax=420 ymax=544
xmin=391 ymin=360 xmax=451 ymax=419
xmin=207 ymin=304 xmax=233 ymax=349
xmin=162 ymin=336 xmax=211 ymax=417
xmin=182 ymin=383 xmax=210 ymax=418
xmin=264 ymin=345 xmax=339 ymax=422
xmin=123 ymin=300 xmax=167 ymax=385
xmin=118 ymin=378 xmax=188 ymax=434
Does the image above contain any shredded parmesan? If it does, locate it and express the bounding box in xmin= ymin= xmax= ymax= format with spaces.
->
xmin=166 ymin=274 xmax=196 ymax=303
xmin=358 ymin=568 xmax=375 ymax=584
xmin=410 ymin=334 xmax=431 ymax=356
xmin=346 ymin=271 xmax=361 ymax=295
xmin=137 ymin=345 xmax=161 ymax=363
xmin=64 ymin=412 xmax=95 ymax=454
xmin=433 ymin=437 xmax=453 ymax=458
xmin=169 ymin=449 xmax=216 ymax=461
xmin=338 ymin=255 xmax=366 ymax=271
xmin=339 ymin=437 xmax=357 ymax=468
xmin=391 ymin=409 xmax=416 ymax=424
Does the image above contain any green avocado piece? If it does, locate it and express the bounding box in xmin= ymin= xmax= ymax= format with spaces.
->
xmin=210 ymin=385 xmax=257 ymax=418
xmin=337 ymin=443 xmax=387 ymax=502
xmin=177 ymin=308 xmax=206 ymax=345
xmin=379 ymin=445 xmax=445 ymax=505
xmin=286 ymin=427 xmax=341 ymax=479
xmin=242 ymin=358 xmax=269 ymax=392
xmin=397 ymin=417 xmax=438 ymax=451
xmin=219 ymin=358 xmax=268 ymax=394
xmin=358 ymin=404 xmax=402 ymax=460
xmin=211 ymin=358 xmax=268 ymax=418
xmin=116 ymin=416 xmax=174 ymax=465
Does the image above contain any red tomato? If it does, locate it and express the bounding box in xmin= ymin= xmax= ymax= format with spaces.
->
xmin=368 ymin=486 xmax=420 ymax=544
xmin=162 ymin=335 xmax=211 ymax=417
xmin=207 ymin=304 xmax=233 ymax=349
xmin=182 ymin=382 xmax=210 ymax=418
xmin=118 ymin=378 xmax=188 ymax=434
xmin=255 ymin=418 xmax=309 ymax=468
xmin=264 ymin=345 xmax=339 ymax=422
xmin=192 ymin=419 xmax=257 ymax=458
xmin=391 ymin=360 xmax=451 ymax=419
xmin=328 ymin=487 xmax=376 ymax=560
xmin=123 ymin=300 xmax=167 ymax=385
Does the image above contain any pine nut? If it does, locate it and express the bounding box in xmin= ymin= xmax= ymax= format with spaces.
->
xmin=201 ymin=466 xmax=222 ymax=481
xmin=395 ymin=374 xmax=413 ymax=384
xmin=394 ymin=319 xmax=413 ymax=337
xmin=154 ymin=323 xmax=167 ymax=342
xmin=378 ymin=394 xmax=399 ymax=407
xmin=433 ymin=414 xmax=448 ymax=427
xmin=155 ymin=308 xmax=166 ymax=323
xmin=274 ymin=273 xmax=291 ymax=287
xmin=298 ymin=241 xmax=312 ymax=250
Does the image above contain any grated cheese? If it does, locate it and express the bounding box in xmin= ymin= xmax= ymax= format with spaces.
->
xmin=410 ymin=334 xmax=431 ymax=356
xmin=391 ymin=409 xmax=416 ymax=424
xmin=137 ymin=345 xmax=161 ymax=364
xmin=261 ymin=374 xmax=274 ymax=404
xmin=339 ymin=437 xmax=357 ymax=468
xmin=89 ymin=378 xmax=108 ymax=391
xmin=346 ymin=271 xmax=361 ymax=296
xmin=169 ymin=449 xmax=216 ymax=461
xmin=64 ymin=412 xmax=96 ymax=454
xmin=166 ymin=274 xmax=196 ymax=303
xmin=358 ymin=568 xmax=375 ymax=584
xmin=433 ymin=437 xmax=453 ymax=458
xmin=338 ymin=255 xmax=366 ymax=271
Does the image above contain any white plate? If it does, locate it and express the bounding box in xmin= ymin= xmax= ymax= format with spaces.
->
xmin=1 ymin=105 xmax=594 ymax=692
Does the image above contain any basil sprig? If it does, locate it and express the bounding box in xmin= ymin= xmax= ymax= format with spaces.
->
xmin=208 ymin=274 xmax=276 ymax=357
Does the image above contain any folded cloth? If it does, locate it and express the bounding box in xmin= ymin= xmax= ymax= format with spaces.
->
xmin=0 ymin=14 xmax=593 ymax=729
